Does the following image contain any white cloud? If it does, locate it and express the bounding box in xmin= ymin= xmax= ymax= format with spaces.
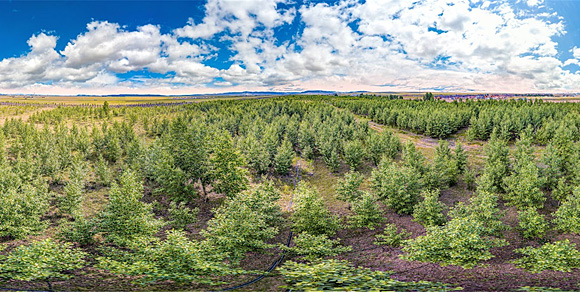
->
xmin=0 ymin=0 xmax=579 ymax=93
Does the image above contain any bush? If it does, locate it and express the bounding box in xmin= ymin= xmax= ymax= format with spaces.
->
xmin=412 ymin=189 xmax=447 ymax=227
xmin=553 ymin=187 xmax=580 ymax=234
xmin=517 ymin=207 xmax=548 ymax=239
xmin=371 ymin=159 xmax=421 ymax=214
xmin=336 ymin=171 xmax=364 ymax=202
xmin=343 ymin=140 xmax=365 ymax=170
xmin=291 ymin=183 xmax=341 ymax=236
xmin=513 ymin=240 xmax=580 ymax=273
xmin=402 ymin=216 xmax=508 ymax=269
xmin=0 ymin=239 xmax=87 ymax=288
xmin=0 ymin=185 xmax=49 ymax=240
xmin=97 ymin=230 xmax=243 ymax=285
xmin=281 ymin=232 xmax=351 ymax=262
xmin=278 ymin=259 xmax=459 ymax=291
xmin=448 ymin=191 xmax=506 ymax=237
xmin=98 ymin=170 xmax=164 ymax=246
xmin=347 ymin=192 xmax=384 ymax=230
xmin=374 ymin=223 xmax=411 ymax=248
xmin=169 ymin=201 xmax=198 ymax=230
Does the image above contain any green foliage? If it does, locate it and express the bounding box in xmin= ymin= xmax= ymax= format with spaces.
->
xmin=365 ymin=130 xmax=400 ymax=165
xmin=477 ymin=132 xmax=509 ymax=193
xmin=513 ymin=240 xmax=580 ymax=273
xmin=454 ymin=142 xmax=467 ymax=174
xmin=402 ymin=216 xmax=508 ymax=269
xmin=291 ymin=183 xmax=341 ymax=236
xmin=97 ymin=230 xmax=243 ymax=285
xmin=202 ymin=183 xmax=282 ymax=264
xmin=343 ymin=140 xmax=365 ymax=170
xmin=402 ymin=141 xmax=426 ymax=175
xmin=59 ymin=215 xmax=98 ymax=246
xmin=0 ymin=185 xmax=49 ymax=240
xmin=425 ymin=140 xmax=459 ymax=189
xmin=210 ymin=132 xmax=249 ymax=197
xmin=278 ymin=259 xmax=460 ymax=291
xmin=281 ymin=232 xmax=351 ymax=262
xmin=423 ymin=92 xmax=434 ymax=101
xmin=60 ymin=156 xmax=87 ymax=217
xmin=336 ymin=171 xmax=364 ymax=202
xmin=169 ymin=201 xmax=198 ymax=230
xmin=553 ymin=187 xmax=580 ymax=234
xmin=448 ymin=191 xmax=506 ymax=237
xmin=371 ymin=159 xmax=421 ymax=214
xmin=274 ymin=136 xmax=295 ymax=174
xmin=0 ymin=239 xmax=87 ymax=283
xmin=374 ymin=223 xmax=411 ymax=248
xmin=463 ymin=168 xmax=477 ymax=191
xmin=518 ymin=287 xmax=576 ymax=292
xmin=347 ymin=192 xmax=384 ymax=230
xmin=413 ymin=189 xmax=447 ymax=227
xmin=517 ymin=207 xmax=548 ymax=239
xmin=95 ymin=155 xmax=113 ymax=187
xmin=98 ymin=170 xmax=164 ymax=246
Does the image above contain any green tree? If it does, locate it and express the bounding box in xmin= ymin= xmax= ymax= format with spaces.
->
xmin=336 ymin=171 xmax=364 ymax=202
xmin=343 ymin=140 xmax=365 ymax=170
xmin=291 ymin=183 xmax=340 ymax=236
xmin=0 ymin=185 xmax=49 ymax=240
xmin=553 ymin=187 xmax=580 ymax=234
xmin=454 ymin=142 xmax=467 ymax=174
xmin=59 ymin=156 xmax=87 ymax=217
xmin=448 ymin=191 xmax=506 ymax=237
xmin=347 ymin=192 xmax=384 ymax=230
xmin=168 ymin=201 xmax=198 ymax=230
xmin=402 ymin=141 xmax=426 ymax=175
xmin=371 ymin=159 xmax=421 ymax=214
xmin=513 ymin=240 xmax=580 ymax=273
xmin=274 ymin=136 xmax=295 ymax=174
xmin=97 ymin=230 xmax=242 ymax=285
xmin=423 ymin=92 xmax=434 ymax=101
xmin=477 ymin=132 xmax=509 ymax=193
xmin=517 ymin=207 xmax=548 ymax=239
xmin=402 ymin=216 xmax=508 ymax=269
xmin=281 ymin=232 xmax=351 ymax=262
xmin=210 ymin=132 xmax=249 ymax=198
xmin=0 ymin=239 xmax=87 ymax=291
xmin=365 ymin=130 xmax=400 ymax=165
xmin=374 ymin=223 xmax=411 ymax=248
xmin=412 ymin=189 xmax=447 ymax=227
xmin=98 ymin=170 xmax=164 ymax=246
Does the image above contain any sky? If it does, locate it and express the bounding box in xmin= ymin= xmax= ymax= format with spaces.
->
xmin=1 ymin=0 xmax=580 ymax=95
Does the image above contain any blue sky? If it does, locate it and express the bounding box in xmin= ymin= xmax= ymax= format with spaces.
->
xmin=1 ymin=0 xmax=580 ymax=94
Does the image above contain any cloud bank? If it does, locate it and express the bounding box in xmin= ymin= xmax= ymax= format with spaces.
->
xmin=1 ymin=0 xmax=579 ymax=94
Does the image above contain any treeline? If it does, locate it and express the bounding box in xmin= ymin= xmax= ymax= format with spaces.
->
xmin=331 ymin=96 xmax=580 ymax=141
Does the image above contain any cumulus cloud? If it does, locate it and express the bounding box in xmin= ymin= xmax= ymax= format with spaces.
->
xmin=0 ymin=0 xmax=579 ymax=93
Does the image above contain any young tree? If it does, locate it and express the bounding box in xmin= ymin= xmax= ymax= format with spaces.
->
xmin=371 ymin=159 xmax=421 ymax=214
xmin=209 ymin=132 xmax=249 ymax=198
xmin=0 ymin=239 xmax=87 ymax=291
xmin=374 ymin=223 xmax=411 ymax=248
xmin=402 ymin=141 xmax=426 ymax=175
xmin=412 ymin=189 xmax=447 ymax=227
xmin=0 ymin=185 xmax=49 ymax=240
xmin=168 ymin=201 xmax=198 ymax=230
xmin=553 ymin=187 xmax=580 ymax=234
xmin=454 ymin=142 xmax=467 ymax=174
xmin=448 ymin=191 xmax=506 ymax=237
xmin=477 ymin=132 xmax=509 ymax=193
xmin=343 ymin=140 xmax=365 ymax=170
xmin=347 ymin=192 xmax=384 ymax=230
xmin=291 ymin=183 xmax=341 ymax=236
xmin=98 ymin=170 xmax=164 ymax=246
xmin=281 ymin=232 xmax=351 ymax=262
xmin=274 ymin=136 xmax=295 ymax=174
xmin=517 ymin=207 xmax=548 ymax=239
xmin=59 ymin=156 xmax=87 ymax=217
xmin=513 ymin=240 xmax=580 ymax=273
xmin=366 ymin=130 xmax=401 ymax=166
xmin=336 ymin=171 xmax=364 ymax=202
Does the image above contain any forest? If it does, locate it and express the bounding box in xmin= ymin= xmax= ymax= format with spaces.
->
xmin=1 ymin=95 xmax=580 ymax=291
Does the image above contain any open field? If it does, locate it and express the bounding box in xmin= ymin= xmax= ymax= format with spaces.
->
xmin=1 ymin=95 xmax=580 ymax=291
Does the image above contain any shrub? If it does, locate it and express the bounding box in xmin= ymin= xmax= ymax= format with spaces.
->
xmin=97 ymin=230 xmax=243 ymax=285
xmin=59 ymin=157 xmax=87 ymax=217
xmin=553 ymin=187 xmax=580 ymax=234
xmin=281 ymin=232 xmax=351 ymax=262
xmin=274 ymin=136 xmax=295 ymax=174
xmin=412 ymin=189 xmax=447 ymax=227
xmin=336 ymin=171 xmax=364 ymax=202
xmin=402 ymin=216 xmax=508 ymax=269
xmin=98 ymin=170 xmax=164 ymax=246
xmin=0 ymin=185 xmax=49 ymax=240
xmin=169 ymin=201 xmax=198 ymax=230
xmin=291 ymin=183 xmax=341 ymax=236
xmin=448 ymin=191 xmax=506 ymax=237
xmin=371 ymin=159 xmax=421 ymax=214
xmin=517 ymin=207 xmax=548 ymax=239
xmin=513 ymin=240 xmax=580 ymax=273
xmin=347 ymin=192 xmax=384 ymax=230
xmin=0 ymin=239 xmax=87 ymax=289
xmin=278 ymin=259 xmax=459 ymax=291
xmin=374 ymin=223 xmax=411 ymax=248
xmin=343 ymin=140 xmax=365 ymax=170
